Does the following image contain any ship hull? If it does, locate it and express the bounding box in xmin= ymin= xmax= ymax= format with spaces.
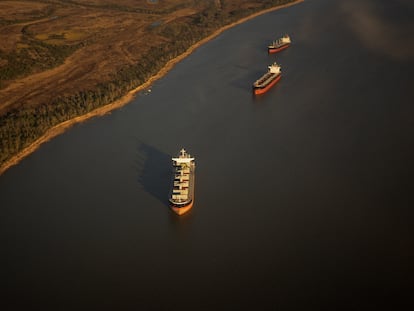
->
xmin=171 ymin=200 xmax=194 ymax=215
xmin=253 ymin=74 xmax=281 ymax=95
xmin=268 ymin=43 xmax=290 ymax=54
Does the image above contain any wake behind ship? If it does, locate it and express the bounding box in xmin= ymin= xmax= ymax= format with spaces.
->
xmin=169 ymin=148 xmax=195 ymax=215
xmin=253 ymin=62 xmax=282 ymax=95
xmin=268 ymin=34 xmax=291 ymax=53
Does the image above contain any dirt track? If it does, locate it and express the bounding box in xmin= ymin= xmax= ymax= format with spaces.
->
xmin=0 ymin=2 xmax=160 ymax=113
xmin=0 ymin=0 xmax=304 ymax=175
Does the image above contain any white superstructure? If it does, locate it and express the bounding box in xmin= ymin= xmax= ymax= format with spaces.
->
xmin=172 ymin=148 xmax=195 ymax=164
xmin=253 ymin=62 xmax=281 ymax=87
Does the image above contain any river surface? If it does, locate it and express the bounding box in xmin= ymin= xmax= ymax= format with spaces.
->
xmin=1 ymin=0 xmax=413 ymax=310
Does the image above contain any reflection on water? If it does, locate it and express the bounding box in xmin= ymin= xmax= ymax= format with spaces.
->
xmin=0 ymin=0 xmax=413 ymax=309
xmin=340 ymin=0 xmax=414 ymax=61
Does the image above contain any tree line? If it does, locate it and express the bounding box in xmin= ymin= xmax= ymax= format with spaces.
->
xmin=0 ymin=0 xmax=295 ymax=167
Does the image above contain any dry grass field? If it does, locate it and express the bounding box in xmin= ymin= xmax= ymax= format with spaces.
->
xmin=0 ymin=0 xmax=298 ymax=172
xmin=0 ymin=0 xmax=204 ymax=113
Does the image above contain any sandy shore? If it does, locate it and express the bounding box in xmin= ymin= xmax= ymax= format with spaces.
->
xmin=0 ymin=0 xmax=304 ymax=176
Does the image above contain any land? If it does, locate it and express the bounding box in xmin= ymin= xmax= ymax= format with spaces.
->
xmin=0 ymin=0 xmax=301 ymax=175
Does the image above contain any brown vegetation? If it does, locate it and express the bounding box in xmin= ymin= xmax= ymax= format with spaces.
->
xmin=0 ymin=0 xmax=300 ymax=174
xmin=0 ymin=0 xmax=190 ymax=112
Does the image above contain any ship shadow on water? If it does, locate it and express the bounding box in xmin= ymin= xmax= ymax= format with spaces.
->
xmin=229 ymin=69 xmax=263 ymax=93
xmin=135 ymin=142 xmax=172 ymax=209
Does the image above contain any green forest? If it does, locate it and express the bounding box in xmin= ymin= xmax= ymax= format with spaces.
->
xmin=0 ymin=0 xmax=294 ymax=167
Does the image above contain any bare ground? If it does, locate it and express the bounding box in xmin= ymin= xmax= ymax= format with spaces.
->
xmin=0 ymin=0 xmax=304 ymax=175
xmin=0 ymin=0 xmax=197 ymax=113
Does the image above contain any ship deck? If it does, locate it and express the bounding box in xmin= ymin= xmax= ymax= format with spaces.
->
xmin=169 ymin=162 xmax=195 ymax=206
xmin=254 ymin=72 xmax=279 ymax=88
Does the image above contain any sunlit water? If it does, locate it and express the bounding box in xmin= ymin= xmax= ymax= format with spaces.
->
xmin=1 ymin=0 xmax=413 ymax=309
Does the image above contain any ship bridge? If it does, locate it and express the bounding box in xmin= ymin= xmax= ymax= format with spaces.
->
xmin=172 ymin=148 xmax=194 ymax=164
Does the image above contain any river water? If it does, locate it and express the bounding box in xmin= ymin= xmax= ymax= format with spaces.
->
xmin=1 ymin=0 xmax=413 ymax=309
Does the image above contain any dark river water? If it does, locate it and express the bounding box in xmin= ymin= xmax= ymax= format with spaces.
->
xmin=1 ymin=0 xmax=413 ymax=310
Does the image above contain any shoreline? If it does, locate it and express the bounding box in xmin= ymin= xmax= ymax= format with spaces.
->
xmin=0 ymin=0 xmax=304 ymax=176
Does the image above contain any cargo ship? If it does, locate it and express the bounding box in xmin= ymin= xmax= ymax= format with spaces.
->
xmin=268 ymin=35 xmax=291 ymax=54
xmin=252 ymin=62 xmax=282 ymax=95
xmin=169 ymin=148 xmax=195 ymax=215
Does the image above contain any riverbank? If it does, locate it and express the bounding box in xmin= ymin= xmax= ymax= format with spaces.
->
xmin=0 ymin=0 xmax=304 ymax=176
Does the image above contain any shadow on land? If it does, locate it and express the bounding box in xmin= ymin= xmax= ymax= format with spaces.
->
xmin=135 ymin=141 xmax=172 ymax=209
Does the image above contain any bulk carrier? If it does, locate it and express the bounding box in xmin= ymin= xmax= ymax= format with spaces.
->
xmin=268 ymin=35 xmax=291 ymax=53
xmin=252 ymin=62 xmax=282 ymax=95
xmin=169 ymin=148 xmax=195 ymax=215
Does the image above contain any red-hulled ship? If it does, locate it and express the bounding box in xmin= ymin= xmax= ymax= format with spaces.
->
xmin=169 ymin=148 xmax=195 ymax=215
xmin=252 ymin=62 xmax=282 ymax=95
xmin=268 ymin=35 xmax=291 ymax=54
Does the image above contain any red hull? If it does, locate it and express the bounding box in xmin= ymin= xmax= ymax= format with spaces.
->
xmin=253 ymin=74 xmax=281 ymax=95
xmin=268 ymin=43 xmax=290 ymax=54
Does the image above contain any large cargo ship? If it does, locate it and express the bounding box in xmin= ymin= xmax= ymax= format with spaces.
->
xmin=252 ymin=62 xmax=282 ymax=95
xmin=268 ymin=35 xmax=291 ymax=54
xmin=169 ymin=148 xmax=195 ymax=215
